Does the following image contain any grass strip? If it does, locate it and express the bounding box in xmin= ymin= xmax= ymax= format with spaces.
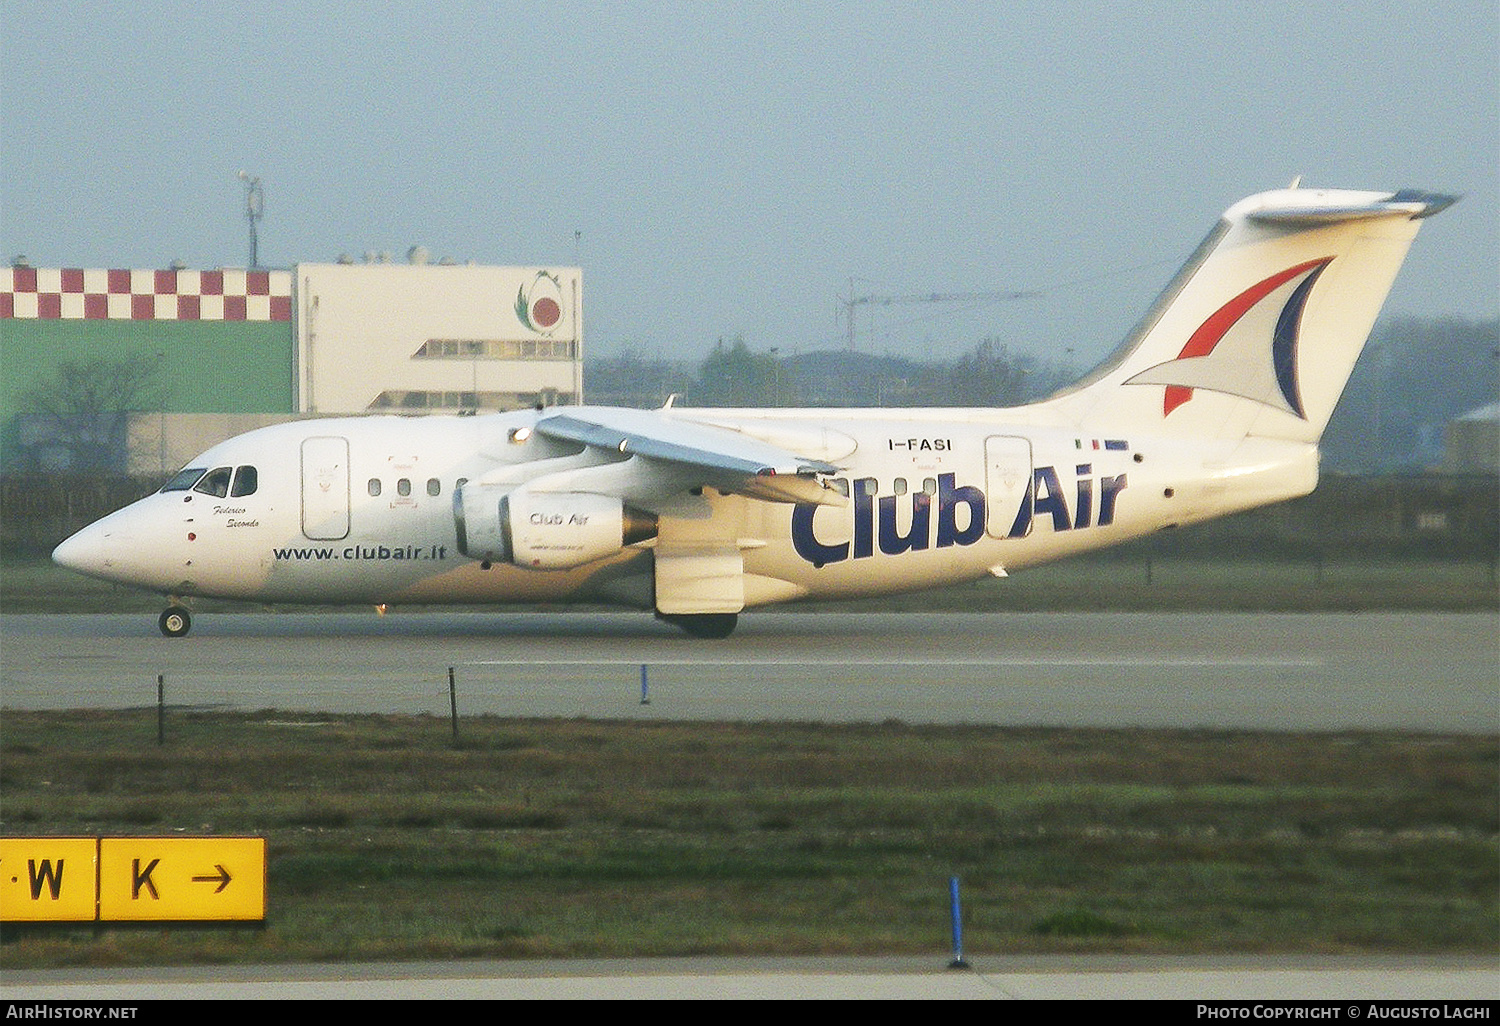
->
xmin=1 ymin=711 xmax=1494 ymax=967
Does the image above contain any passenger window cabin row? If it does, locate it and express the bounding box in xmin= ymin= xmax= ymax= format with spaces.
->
xmin=368 ymin=477 xmax=445 ymax=498
xmin=828 ymin=477 xmax=938 ymax=498
xmin=162 ymin=468 xmax=458 ymax=501
xmin=162 ymin=470 xmax=942 ymax=505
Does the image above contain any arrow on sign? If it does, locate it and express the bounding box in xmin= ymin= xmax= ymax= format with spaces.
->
xmin=191 ymin=864 xmax=233 ymax=893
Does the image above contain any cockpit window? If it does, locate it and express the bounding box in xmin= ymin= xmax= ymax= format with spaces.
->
xmin=161 ymin=467 xmax=208 ymax=492
xmin=193 ymin=466 xmax=233 ymax=498
xmin=230 ymin=466 xmax=258 ymax=497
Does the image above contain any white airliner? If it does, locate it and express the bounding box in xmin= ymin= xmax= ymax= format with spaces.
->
xmin=53 ymin=186 xmax=1455 ymax=638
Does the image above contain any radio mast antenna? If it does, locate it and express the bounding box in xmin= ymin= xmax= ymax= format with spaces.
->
xmin=237 ymin=171 xmax=264 ymax=268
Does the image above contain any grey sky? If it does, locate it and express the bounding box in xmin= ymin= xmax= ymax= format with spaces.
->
xmin=2 ymin=1 xmax=1495 ymax=370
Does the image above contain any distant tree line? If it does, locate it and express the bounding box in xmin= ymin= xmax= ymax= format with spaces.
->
xmin=1321 ymin=316 xmax=1499 ymax=472
xmin=584 ymin=335 xmax=1077 ymax=410
xmin=586 ymin=317 xmax=1498 ymax=473
xmin=11 ymin=318 xmax=1496 ymax=476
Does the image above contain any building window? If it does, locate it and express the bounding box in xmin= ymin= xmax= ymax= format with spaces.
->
xmin=367 ymin=389 xmax=578 ymax=412
xmin=412 ymin=339 xmax=578 ymax=361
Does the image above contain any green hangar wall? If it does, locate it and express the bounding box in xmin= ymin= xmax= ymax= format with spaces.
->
xmin=1 ymin=266 xmax=295 ymax=470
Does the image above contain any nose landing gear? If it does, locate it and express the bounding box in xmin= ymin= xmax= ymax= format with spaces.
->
xmin=158 ymin=605 xmax=192 ymax=638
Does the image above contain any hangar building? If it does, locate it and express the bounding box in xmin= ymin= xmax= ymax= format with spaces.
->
xmin=0 ymin=259 xmax=582 ymax=474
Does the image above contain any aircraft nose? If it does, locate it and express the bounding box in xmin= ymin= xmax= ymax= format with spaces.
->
xmin=52 ymin=521 xmax=107 ymax=576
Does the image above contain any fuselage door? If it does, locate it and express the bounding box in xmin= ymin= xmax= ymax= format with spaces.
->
xmin=301 ymin=436 xmax=350 ymax=540
xmin=984 ymin=435 xmax=1032 ymax=538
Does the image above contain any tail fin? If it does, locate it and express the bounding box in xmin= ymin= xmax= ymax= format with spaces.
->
xmin=1056 ymin=187 xmax=1456 ymax=444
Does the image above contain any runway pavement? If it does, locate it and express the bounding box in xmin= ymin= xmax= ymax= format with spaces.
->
xmin=3 ymin=610 xmax=1495 ymax=1000
xmin=6 ymin=955 xmax=1498 ymax=1000
xmin=1 ymin=610 xmax=1495 ymax=732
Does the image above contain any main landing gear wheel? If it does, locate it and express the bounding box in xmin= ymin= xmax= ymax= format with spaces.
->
xmin=158 ymin=606 xmax=192 ymax=638
xmin=659 ymin=612 xmax=739 ymax=639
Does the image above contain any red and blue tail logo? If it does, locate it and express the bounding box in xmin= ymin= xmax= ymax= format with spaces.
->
xmin=1125 ymin=257 xmax=1333 ymax=418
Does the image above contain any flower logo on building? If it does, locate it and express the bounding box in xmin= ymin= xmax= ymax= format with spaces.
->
xmin=515 ymin=271 xmax=565 ymax=335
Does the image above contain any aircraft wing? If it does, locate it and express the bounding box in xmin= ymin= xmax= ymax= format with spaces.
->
xmin=533 ymin=408 xmax=845 ymax=506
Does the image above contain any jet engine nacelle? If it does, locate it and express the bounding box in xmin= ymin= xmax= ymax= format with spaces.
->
xmin=502 ymin=490 xmax=628 ymax=570
xmin=455 ymin=482 xmax=657 ymax=570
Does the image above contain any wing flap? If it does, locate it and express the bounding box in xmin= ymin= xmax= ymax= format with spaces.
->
xmin=534 ymin=408 xmax=845 ymax=506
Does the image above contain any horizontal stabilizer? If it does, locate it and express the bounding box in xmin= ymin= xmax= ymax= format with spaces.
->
xmin=1245 ymin=189 xmax=1459 ymax=226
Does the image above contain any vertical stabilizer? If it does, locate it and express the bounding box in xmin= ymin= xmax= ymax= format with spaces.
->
xmin=1054 ymin=188 xmax=1455 ymax=444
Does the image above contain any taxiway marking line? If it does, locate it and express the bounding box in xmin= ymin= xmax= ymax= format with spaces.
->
xmin=465 ymin=658 xmax=1322 ymax=668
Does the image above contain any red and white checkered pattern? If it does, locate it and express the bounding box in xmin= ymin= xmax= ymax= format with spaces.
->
xmin=1 ymin=267 xmax=292 ymax=321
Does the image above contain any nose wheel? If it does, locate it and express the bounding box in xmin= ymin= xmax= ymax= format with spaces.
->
xmin=158 ymin=606 xmax=192 ymax=638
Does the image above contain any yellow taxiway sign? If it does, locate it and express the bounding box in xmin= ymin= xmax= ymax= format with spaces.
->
xmin=1 ymin=836 xmax=265 ymax=922
xmin=0 ymin=837 xmax=98 ymax=922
